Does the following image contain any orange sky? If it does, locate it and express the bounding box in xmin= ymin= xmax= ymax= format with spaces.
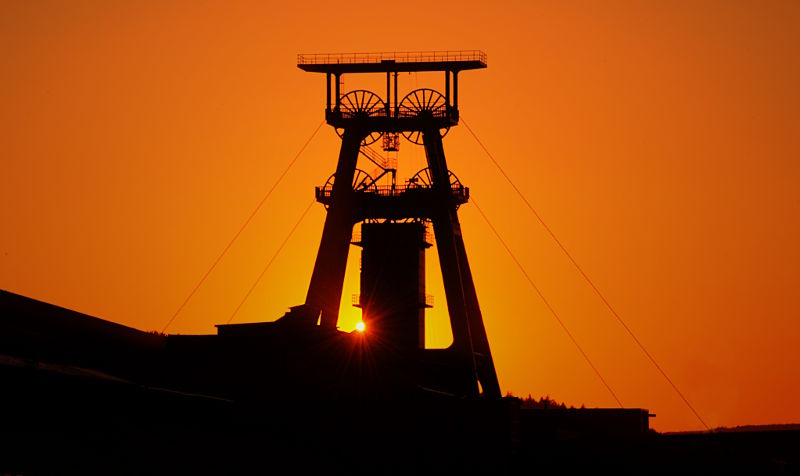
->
xmin=2 ymin=1 xmax=799 ymax=432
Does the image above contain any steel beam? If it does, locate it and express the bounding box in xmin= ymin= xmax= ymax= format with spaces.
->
xmin=423 ymin=128 xmax=501 ymax=399
xmin=305 ymin=128 xmax=364 ymax=328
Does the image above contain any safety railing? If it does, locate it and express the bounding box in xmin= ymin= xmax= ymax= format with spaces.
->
xmin=336 ymin=106 xmax=454 ymax=120
xmin=315 ymin=183 xmax=468 ymax=201
xmin=298 ymin=50 xmax=487 ymax=66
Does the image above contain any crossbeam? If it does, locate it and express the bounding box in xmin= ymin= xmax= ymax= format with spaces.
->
xmin=298 ymin=50 xmax=487 ymax=73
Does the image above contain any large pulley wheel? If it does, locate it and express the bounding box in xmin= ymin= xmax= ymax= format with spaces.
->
xmin=398 ymin=88 xmax=450 ymax=145
xmin=320 ymin=168 xmax=377 ymax=209
xmin=408 ymin=167 xmax=463 ymax=189
xmin=336 ymin=90 xmax=385 ymax=146
xmin=408 ymin=167 xmax=466 ymax=208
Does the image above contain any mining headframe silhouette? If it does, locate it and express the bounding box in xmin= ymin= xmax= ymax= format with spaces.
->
xmin=1 ymin=50 xmax=798 ymax=474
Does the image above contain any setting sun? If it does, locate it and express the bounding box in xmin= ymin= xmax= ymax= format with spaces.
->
xmin=355 ymin=321 xmax=365 ymax=333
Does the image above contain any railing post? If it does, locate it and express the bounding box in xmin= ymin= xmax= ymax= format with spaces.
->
xmin=453 ymin=71 xmax=459 ymax=110
xmin=445 ymin=70 xmax=451 ymax=107
xmin=386 ymin=71 xmax=391 ymax=117
xmin=326 ymin=73 xmax=331 ymax=112
xmin=334 ymin=73 xmax=341 ymax=112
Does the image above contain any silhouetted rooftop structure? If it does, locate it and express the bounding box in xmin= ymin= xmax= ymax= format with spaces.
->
xmin=297 ymin=50 xmax=487 ymax=73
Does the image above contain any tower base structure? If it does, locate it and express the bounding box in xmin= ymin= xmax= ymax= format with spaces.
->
xmin=296 ymin=52 xmax=502 ymax=399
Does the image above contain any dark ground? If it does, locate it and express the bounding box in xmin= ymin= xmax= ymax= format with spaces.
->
xmin=1 ymin=360 xmax=798 ymax=475
xmin=2 ymin=289 xmax=798 ymax=475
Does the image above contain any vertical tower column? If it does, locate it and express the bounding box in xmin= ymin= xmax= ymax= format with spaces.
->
xmin=423 ymin=128 xmax=501 ymax=399
xmin=445 ymin=70 xmax=450 ymax=107
xmin=453 ymin=71 xmax=459 ymax=110
xmin=326 ymin=73 xmax=331 ymax=112
xmin=334 ymin=73 xmax=341 ymax=111
xmin=452 ymin=218 xmax=501 ymax=397
xmin=360 ymin=222 xmax=428 ymax=350
xmin=305 ymin=128 xmax=364 ymax=328
xmin=393 ymin=72 xmax=398 ymax=117
xmin=385 ymin=72 xmax=391 ymax=117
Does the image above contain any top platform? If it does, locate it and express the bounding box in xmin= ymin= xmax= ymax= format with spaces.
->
xmin=297 ymin=50 xmax=487 ymax=73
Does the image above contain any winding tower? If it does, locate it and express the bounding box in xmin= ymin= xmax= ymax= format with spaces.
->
xmin=295 ymin=51 xmax=500 ymax=399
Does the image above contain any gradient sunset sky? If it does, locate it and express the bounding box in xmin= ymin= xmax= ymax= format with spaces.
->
xmin=2 ymin=1 xmax=799 ymax=432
